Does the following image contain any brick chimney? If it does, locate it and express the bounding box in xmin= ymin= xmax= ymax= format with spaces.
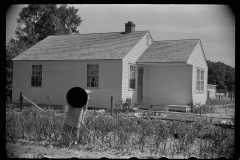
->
xmin=125 ymin=21 xmax=135 ymax=33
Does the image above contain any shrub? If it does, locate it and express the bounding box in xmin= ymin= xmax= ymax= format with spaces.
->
xmin=192 ymin=104 xmax=214 ymax=114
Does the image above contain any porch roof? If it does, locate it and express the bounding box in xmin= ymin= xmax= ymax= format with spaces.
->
xmin=137 ymin=39 xmax=200 ymax=63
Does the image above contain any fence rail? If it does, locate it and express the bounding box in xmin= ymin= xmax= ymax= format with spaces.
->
xmin=215 ymin=92 xmax=235 ymax=100
xmin=13 ymin=97 xmax=65 ymax=105
xmin=13 ymin=96 xmax=111 ymax=109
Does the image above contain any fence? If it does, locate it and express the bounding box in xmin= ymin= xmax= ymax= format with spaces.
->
xmin=215 ymin=92 xmax=235 ymax=100
xmin=12 ymin=94 xmax=114 ymax=110
xmin=12 ymin=97 xmax=65 ymax=106
xmin=14 ymin=93 xmax=115 ymax=117
xmin=88 ymin=99 xmax=111 ymax=109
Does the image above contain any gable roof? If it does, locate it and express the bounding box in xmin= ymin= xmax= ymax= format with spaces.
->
xmin=13 ymin=31 xmax=148 ymax=60
xmin=137 ymin=39 xmax=200 ymax=63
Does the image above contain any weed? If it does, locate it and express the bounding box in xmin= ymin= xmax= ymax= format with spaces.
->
xmin=6 ymin=107 xmax=234 ymax=158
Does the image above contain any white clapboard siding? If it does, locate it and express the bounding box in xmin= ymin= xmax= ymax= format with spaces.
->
xmin=143 ymin=64 xmax=192 ymax=105
xmin=187 ymin=41 xmax=208 ymax=105
xmin=121 ymin=32 xmax=153 ymax=103
xmin=12 ymin=60 xmax=122 ymax=108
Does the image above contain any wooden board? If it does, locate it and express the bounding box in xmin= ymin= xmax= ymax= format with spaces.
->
xmin=166 ymin=105 xmax=190 ymax=113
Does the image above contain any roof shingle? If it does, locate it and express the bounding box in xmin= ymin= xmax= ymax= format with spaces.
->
xmin=13 ymin=31 xmax=148 ymax=60
xmin=137 ymin=39 xmax=200 ymax=63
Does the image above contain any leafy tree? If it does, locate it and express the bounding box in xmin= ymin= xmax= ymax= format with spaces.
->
xmin=6 ymin=4 xmax=82 ymax=103
xmin=15 ymin=4 xmax=82 ymax=45
xmin=6 ymin=39 xmax=29 ymax=103
xmin=207 ymin=60 xmax=235 ymax=93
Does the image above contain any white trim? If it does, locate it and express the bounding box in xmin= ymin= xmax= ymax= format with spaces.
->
xmin=12 ymin=61 xmax=15 ymax=101
xmin=137 ymin=64 xmax=145 ymax=67
xmin=86 ymin=64 xmax=100 ymax=88
xmin=195 ymin=67 xmax=205 ymax=94
xmin=147 ymin=32 xmax=154 ymax=45
xmin=122 ymin=32 xmax=149 ymax=62
xmin=186 ymin=41 xmax=198 ymax=63
xmin=198 ymin=41 xmax=208 ymax=68
xmin=186 ymin=41 xmax=208 ymax=68
xmin=136 ymin=62 xmax=187 ymax=65
xmin=128 ymin=64 xmax=136 ymax=90
xmin=30 ymin=64 xmax=44 ymax=88
xmin=137 ymin=66 xmax=144 ymax=103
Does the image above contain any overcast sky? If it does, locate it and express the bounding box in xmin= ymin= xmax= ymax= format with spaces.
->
xmin=6 ymin=4 xmax=235 ymax=68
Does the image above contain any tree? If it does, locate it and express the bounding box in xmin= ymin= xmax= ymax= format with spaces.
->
xmin=6 ymin=39 xmax=29 ymax=103
xmin=6 ymin=4 xmax=82 ymax=103
xmin=15 ymin=4 xmax=82 ymax=45
xmin=207 ymin=60 xmax=235 ymax=93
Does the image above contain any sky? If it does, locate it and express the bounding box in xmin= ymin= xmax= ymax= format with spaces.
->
xmin=6 ymin=4 xmax=235 ymax=68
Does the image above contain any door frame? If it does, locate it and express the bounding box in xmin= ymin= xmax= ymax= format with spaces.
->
xmin=137 ymin=66 xmax=144 ymax=103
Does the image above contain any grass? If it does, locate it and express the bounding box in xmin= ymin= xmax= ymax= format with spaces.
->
xmin=191 ymin=98 xmax=235 ymax=115
xmin=6 ymin=106 xmax=235 ymax=159
xmin=219 ymin=104 xmax=235 ymax=109
xmin=207 ymin=98 xmax=235 ymax=106
xmin=192 ymin=104 xmax=214 ymax=114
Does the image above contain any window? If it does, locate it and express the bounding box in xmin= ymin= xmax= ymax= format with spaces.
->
xmin=196 ymin=68 xmax=204 ymax=93
xmin=129 ymin=65 xmax=135 ymax=89
xmin=31 ymin=65 xmax=42 ymax=87
xmin=87 ymin=64 xmax=99 ymax=88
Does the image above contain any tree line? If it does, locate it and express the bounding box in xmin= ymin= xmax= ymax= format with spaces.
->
xmin=207 ymin=60 xmax=235 ymax=93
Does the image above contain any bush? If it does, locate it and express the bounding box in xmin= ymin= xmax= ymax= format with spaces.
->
xmin=192 ymin=104 xmax=214 ymax=114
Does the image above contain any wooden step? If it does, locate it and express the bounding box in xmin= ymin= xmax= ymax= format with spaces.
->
xmin=135 ymin=104 xmax=168 ymax=111
xmin=166 ymin=105 xmax=190 ymax=113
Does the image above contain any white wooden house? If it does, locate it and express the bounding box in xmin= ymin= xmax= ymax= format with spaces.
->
xmin=12 ymin=21 xmax=208 ymax=109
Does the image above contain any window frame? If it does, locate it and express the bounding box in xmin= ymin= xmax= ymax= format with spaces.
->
xmin=31 ymin=65 xmax=43 ymax=87
xmin=129 ymin=65 xmax=136 ymax=90
xmin=195 ymin=68 xmax=204 ymax=94
xmin=86 ymin=64 xmax=99 ymax=88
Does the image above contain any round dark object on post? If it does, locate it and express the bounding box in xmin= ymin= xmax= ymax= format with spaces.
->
xmin=66 ymin=87 xmax=88 ymax=108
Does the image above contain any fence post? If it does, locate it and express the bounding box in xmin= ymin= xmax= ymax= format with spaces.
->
xmin=200 ymin=105 xmax=201 ymax=117
xmin=19 ymin=92 xmax=23 ymax=111
xmin=111 ymin=96 xmax=113 ymax=116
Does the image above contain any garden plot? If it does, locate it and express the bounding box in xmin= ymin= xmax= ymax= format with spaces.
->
xmin=6 ymin=106 xmax=235 ymax=159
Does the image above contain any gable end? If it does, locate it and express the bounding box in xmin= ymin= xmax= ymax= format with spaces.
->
xmin=187 ymin=41 xmax=208 ymax=68
xmin=122 ymin=31 xmax=152 ymax=62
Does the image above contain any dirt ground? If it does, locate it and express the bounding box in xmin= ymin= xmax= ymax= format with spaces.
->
xmin=6 ymin=141 xmax=186 ymax=159
xmin=6 ymin=141 xmax=133 ymax=159
xmin=6 ymin=104 xmax=234 ymax=159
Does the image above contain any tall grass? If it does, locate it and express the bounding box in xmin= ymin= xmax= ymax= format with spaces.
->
xmin=6 ymin=107 xmax=234 ymax=158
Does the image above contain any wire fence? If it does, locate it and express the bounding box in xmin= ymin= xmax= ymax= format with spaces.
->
xmin=215 ymin=92 xmax=235 ymax=100
xmin=12 ymin=97 xmax=65 ymax=106
xmin=12 ymin=96 xmax=111 ymax=109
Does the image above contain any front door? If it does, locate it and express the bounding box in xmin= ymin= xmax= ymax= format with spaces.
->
xmin=137 ymin=67 xmax=144 ymax=103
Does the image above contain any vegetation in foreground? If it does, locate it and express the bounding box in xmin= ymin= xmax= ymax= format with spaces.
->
xmin=6 ymin=106 xmax=234 ymax=159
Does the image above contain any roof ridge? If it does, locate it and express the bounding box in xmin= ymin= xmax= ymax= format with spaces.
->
xmin=48 ymin=31 xmax=149 ymax=37
xmin=153 ymin=39 xmax=200 ymax=42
